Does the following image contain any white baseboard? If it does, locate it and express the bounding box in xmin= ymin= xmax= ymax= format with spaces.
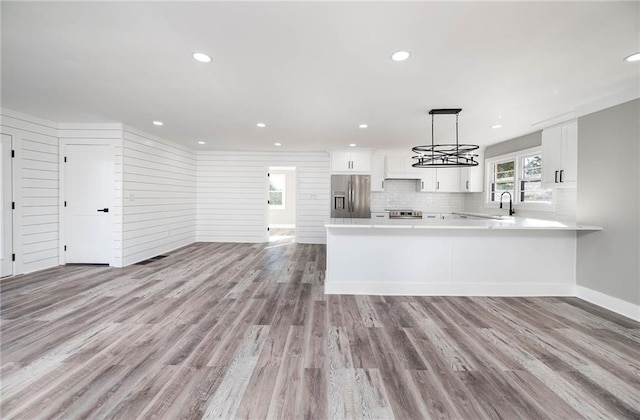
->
xmin=575 ymin=285 xmax=640 ymax=322
xmin=325 ymin=281 xmax=574 ymax=297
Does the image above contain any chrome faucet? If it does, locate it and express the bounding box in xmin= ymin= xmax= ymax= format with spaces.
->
xmin=499 ymin=191 xmax=515 ymax=216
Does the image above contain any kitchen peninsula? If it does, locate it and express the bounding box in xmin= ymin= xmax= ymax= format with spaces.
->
xmin=325 ymin=216 xmax=601 ymax=296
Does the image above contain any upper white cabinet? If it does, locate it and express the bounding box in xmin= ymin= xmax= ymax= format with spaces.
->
xmin=376 ymin=150 xmax=483 ymax=193
xmin=418 ymin=169 xmax=437 ymax=192
xmin=542 ymin=120 xmax=577 ymax=188
xmin=371 ymin=155 xmax=385 ymax=191
xmin=459 ymin=148 xmax=485 ymax=192
xmin=415 ymin=168 xmax=458 ymax=192
xmin=435 ymin=168 xmax=461 ymax=192
xmin=331 ymin=150 xmax=371 ymax=174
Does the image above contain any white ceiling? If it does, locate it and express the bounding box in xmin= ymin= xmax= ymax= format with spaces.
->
xmin=2 ymin=1 xmax=639 ymax=151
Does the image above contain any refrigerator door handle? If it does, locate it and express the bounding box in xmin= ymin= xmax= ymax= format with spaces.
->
xmin=347 ymin=180 xmax=352 ymax=212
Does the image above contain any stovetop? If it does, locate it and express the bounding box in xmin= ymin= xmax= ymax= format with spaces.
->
xmin=388 ymin=210 xmax=423 ymax=219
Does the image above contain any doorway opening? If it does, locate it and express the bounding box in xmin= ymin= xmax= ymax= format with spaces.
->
xmin=268 ymin=166 xmax=296 ymax=245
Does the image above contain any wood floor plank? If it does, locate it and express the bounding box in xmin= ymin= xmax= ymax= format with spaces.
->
xmin=366 ymin=327 xmax=430 ymax=419
xmin=201 ymin=325 xmax=270 ymax=419
xmin=1 ymin=241 xmax=639 ymax=419
xmin=266 ymin=326 xmax=305 ymax=419
xmin=235 ymin=365 xmax=279 ymax=419
xmin=300 ymin=367 xmax=327 ymax=420
xmin=405 ymin=327 xmax=491 ymax=420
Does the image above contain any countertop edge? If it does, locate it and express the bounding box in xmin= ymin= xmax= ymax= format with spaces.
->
xmin=324 ymin=219 xmax=603 ymax=231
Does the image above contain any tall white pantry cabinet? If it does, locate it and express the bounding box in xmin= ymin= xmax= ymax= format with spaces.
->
xmin=542 ymin=120 xmax=578 ymax=188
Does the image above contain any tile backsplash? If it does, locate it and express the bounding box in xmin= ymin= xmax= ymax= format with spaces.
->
xmin=372 ymin=179 xmax=577 ymax=221
xmin=371 ymin=179 xmax=465 ymax=213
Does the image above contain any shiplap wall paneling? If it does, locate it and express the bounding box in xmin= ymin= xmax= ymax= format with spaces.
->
xmin=58 ymin=123 xmax=124 ymax=267
xmin=297 ymin=163 xmax=331 ymax=244
xmin=122 ymin=127 xmax=197 ymax=266
xmin=1 ymin=110 xmax=60 ymax=274
xmin=197 ymin=152 xmax=330 ymax=244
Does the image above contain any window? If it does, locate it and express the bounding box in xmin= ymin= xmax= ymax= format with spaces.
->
xmin=519 ymin=153 xmax=551 ymax=203
xmin=489 ymin=159 xmax=515 ymax=202
xmin=487 ymin=148 xmax=553 ymax=209
xmin=269 ymin=174 xmax=286 ymax=209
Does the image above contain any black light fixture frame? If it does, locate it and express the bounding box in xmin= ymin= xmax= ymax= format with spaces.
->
xmin=412 ymin=108 xmax=479 ymax=168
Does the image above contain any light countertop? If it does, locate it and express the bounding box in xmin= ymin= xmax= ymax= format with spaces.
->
xmin=325 ymin=216 xmax=602 ymax=231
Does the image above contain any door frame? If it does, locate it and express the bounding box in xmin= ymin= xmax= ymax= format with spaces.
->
xmin=1 ymin=133 xmax=13 ymax=277
xmin=265 ymin=165 xmax=298 ymax=242
xmin=59 ymin=139 xmax=118 ymax=266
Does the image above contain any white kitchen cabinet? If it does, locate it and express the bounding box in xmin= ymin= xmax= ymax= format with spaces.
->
xmin=435 ymin=168 xmax=461 ymax=192
xmin=414 ymin=167 xmax=461 ymax=192
xmin=542 ymin=120 xmax=577 ymax=188
xmin=418 ymin=168 xmax=437 ymax=192
xmin=331 ymin=150 xmax=371 ymax=174
xmin=371 ymin=155 xmax=385 ymax=191
xmin=381 ymin=150 xmax=481 ymax=193
xmin=460 ymin=148 xmax=485 ymax=192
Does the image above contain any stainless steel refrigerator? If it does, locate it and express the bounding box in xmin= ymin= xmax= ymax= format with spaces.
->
xmin=331 ymin=175 xmax=371 ymax=218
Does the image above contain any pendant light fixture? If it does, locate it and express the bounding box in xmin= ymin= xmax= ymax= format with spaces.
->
xmin=412 ymin=108 xmax=479 ymax=168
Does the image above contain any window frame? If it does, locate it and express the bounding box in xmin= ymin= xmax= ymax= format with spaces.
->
xmin=268 ymin=173 xmax=286 ymax=210
xmin=485 ymin=147 xmax=555 ymax=212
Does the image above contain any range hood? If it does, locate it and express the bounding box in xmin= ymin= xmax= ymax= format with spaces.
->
xmin=384 ymin=155 xmax=423 ymax=179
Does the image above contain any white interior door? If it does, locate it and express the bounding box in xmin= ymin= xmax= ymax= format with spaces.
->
xmin=64 ymin=144 xmax=113 ymax=264
xmin=1 ymin=134 xmax=13 ymax=277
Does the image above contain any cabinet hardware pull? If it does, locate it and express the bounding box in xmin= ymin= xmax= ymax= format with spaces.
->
xmin=554 ymin=170 xmax=559 ymax=183
xmin=466 ymin=180 xmax=469 ymax=190
xmin=437 ymin=181 xmax=440 ymax=190
xmin=559 ymin=169 xmax=564 ymax=183
xmin=421 ymin=181 xmax=424 ymax=190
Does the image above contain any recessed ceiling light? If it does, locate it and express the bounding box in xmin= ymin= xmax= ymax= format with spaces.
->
xmin=624 ymin=52 xmax=640 ymax=62
xmin=198 ymin=141 xmax=206 ymax=145
xmin=391 ymin=50 xmax=411 ymax=61
xmin=192 ymin=52 xmax=212 ymax=63
xmin=257 ymin=123 xmax=266 ymax=128
xmin=358 ymin=124 xmax=368 ymax=129
xmin=153 ymin=121 xmax=163 ymax=126
xmin=491 ymin=124 xmax=502 ymax=129
xmin=274 ymin=142 xmax=281 ymax=146
xmin=349 ymin=143 xmax=357 ymax=147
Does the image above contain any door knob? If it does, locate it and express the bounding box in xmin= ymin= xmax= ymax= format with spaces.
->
xmin=97 ymin=208 xmax=109 ymax=212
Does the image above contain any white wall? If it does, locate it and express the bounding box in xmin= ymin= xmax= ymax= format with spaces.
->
xmin=1 ymin=109 xmax=60 ymax=274
xmin=197 ymin=151 xmax=329 ymax=244
xmin=268 ymin=168 xmax=296 ymax=227
xmin=121 ymin=127 xmax=197 ymax=266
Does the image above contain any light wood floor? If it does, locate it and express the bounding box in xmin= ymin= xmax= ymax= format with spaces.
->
xmin=269 ymin=228 xmax=296 ymax=244
xmin=1 ymin=242 xmax=639 ymax=419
